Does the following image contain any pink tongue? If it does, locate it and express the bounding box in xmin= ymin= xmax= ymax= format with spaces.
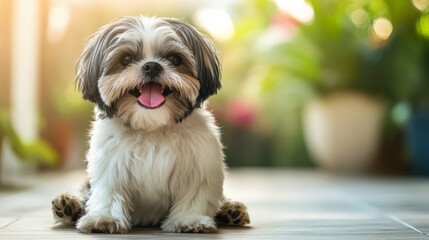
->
xmin=137 ymin=83 xmax=166 ymax=109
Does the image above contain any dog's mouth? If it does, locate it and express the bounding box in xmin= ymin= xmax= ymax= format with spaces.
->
xmin=128 ymin=83 xmax=172 ymax=109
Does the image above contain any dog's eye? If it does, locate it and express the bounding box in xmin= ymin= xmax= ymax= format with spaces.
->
xmin=121 ymin=55 xmax=134 ymax=66
xmin=168 ymin=55 xmax=182 ymax=66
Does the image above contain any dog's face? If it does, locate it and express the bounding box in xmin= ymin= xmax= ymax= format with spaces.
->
xmin=76 ymin=16 xmax=221 ymax=130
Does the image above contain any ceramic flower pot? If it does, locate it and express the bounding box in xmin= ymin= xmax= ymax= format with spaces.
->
xmin=303 ymin=91 xmax=386 ymax=173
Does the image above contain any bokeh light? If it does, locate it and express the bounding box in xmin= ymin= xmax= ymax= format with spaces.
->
xmin=47 ymin=4 xmax=71 ymax=43
xmin=372 ymin=17 xmax=393 ymax=42
xmin=193 ymin=7 xmax=234 ymax=42
xmin=350 ymin=8 xmax=370 ymax=28
xmin=275 ymin=0 xmax=314 ymax=24
xmin=412 ymin=0 xmax=429 ymax=11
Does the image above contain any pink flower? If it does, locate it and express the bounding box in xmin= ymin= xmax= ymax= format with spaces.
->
xmin=271 ymin=11 xmax=301 ymax=34
xmin=226 ymin=98 xmax=258 ymax=128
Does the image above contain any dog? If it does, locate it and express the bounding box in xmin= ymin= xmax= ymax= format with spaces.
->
xmin=51 ymin=16 xmax=250 ymax=233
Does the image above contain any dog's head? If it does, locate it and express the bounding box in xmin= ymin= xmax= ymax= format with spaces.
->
xmin=76 ymin=16 xmax=221 ymax=130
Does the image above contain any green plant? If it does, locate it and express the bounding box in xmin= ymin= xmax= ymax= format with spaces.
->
xmin=0 ymin=109 xmax=58 ymax=173
xmin=260 ymin=0 xmax=428 ymax=103
xmin=220 ymin=0 xmax=429 ymax=166
xmin=267 ymin=1 xmax=429 ymax=167
xmin=216 ymin=0 xmax=316 ymax=166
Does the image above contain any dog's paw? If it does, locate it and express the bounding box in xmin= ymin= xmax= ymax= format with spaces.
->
xmin=215 ymin=200 xmax=250 ymax=226
xmin=77 ymin=215 xmax=130 ymax=234
xmin=161 ymin=215 xmax=217 ymax=233
xmin=52 ymin=193 xmax=83 ymax=226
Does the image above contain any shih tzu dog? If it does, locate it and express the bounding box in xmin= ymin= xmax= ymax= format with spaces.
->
xmin=51 ymin=16 xmax=250 ymax=233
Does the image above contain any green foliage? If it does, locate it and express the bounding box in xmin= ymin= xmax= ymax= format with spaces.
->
xmin=217 ymin=0 xmax=316 ymax=166
xmin=267 ymin=0 xmax=429 ymax=107
xmin=221 ymin=0 xmax=429 ymax=166
xmin=0 ymin=109 xmax=57 ymax=166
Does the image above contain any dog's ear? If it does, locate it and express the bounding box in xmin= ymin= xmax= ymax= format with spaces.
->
xmin=165 ymin=18 xmax=222 ymax=106
xmin=76 ymin=17 xmax=135 ymax=117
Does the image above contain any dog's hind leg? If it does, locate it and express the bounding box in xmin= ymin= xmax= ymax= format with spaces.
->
xmin=215 ymin=198 xmax=250 ymax=226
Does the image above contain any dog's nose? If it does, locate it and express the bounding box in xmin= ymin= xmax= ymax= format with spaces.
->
xmin=142 ymin=62 xmax=163 ymax=78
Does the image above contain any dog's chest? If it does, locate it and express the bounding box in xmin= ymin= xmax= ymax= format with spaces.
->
xmin=125 ymin=132 xmax=182 ymax=225
xmin=128 ymin=133 xmax=178 ymax=193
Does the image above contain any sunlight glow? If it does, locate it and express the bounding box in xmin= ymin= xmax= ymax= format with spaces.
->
xmin=47 ymin=4 xmax=70 ymax=43
xmin=372 ymin=17 xmax=393 ymax=41
xmin=275 ymin=0 xmax=314 ymax=24
xmin=193 ymin=8 xmax=234 ymax=42
xmin=412 ymin=0 xmax=429 ymax=11
xmin=351 ymin=8 xmax=369 ymax=28
xmin=11 ymin=0 xmax=40 ymax=142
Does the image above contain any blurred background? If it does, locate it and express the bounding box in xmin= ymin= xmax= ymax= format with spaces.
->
xmin=1 ymin=0 xmax=429 ymax=185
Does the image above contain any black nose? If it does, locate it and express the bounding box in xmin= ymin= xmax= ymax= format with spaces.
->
xmin=142 ymin=62 xmax=163 ymax=78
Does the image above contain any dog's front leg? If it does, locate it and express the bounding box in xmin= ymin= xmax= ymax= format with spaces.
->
xmin=161 ymin=164 xmax=224 ymax=233
xmin=161 ymin=186 xmax=221 ymax=233
xmin=76 ymin=176 xmax=132 ymax=234
xmin=76 ymin=142 xmax=133 ymax=234
xmin=76 ymin=177 xmax=132 ymax=234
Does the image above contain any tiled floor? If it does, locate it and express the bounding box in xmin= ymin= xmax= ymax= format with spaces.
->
xmin=0 ymin=169 xmax=428 ymax=239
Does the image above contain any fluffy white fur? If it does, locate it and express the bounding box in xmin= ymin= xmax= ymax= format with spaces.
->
xmin=78 ymin=106 xmax=225 ymax=233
